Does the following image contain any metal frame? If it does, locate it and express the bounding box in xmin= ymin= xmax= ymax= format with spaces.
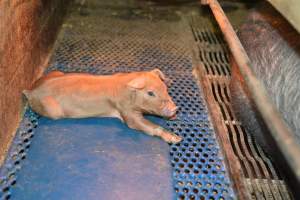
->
xmin=201 ymin=0 xmax=300 ymax=185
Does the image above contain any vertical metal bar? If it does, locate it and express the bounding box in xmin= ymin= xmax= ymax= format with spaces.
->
xmin=204 ymin=0 xmax=300 ymax=183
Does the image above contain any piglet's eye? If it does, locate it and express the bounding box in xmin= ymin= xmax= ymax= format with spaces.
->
xmin=147 ymin=91 xmax=155 ymax=97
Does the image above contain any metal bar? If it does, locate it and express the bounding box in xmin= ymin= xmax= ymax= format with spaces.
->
xmin=203 ymin=0 xmax=300 ymax=183
xmin=193 ymin=68 xmax=251 ymax=199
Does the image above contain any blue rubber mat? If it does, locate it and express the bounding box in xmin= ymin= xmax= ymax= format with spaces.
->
xmin=0 ymin=2 xmax=235 ymax=200
xmin=1 ymin=115 xmax=173 ymax=200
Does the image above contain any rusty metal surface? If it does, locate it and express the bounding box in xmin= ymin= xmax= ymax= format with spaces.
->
xmin=190 ymin=13 xmax=293 ymax=199
xmin=204 ymin=0 xmax=300 ymax=194
xmin=0 ymin=0 xmax=71 ymax=166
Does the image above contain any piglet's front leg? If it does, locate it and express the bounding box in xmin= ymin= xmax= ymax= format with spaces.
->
xmin=123 ymin=113 xmax=182 ymax=144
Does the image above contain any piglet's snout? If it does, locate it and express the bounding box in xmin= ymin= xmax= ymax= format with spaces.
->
xmin=162 ymin=101 xmax=178 ymax=117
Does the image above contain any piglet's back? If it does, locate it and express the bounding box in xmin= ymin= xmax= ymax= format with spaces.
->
xmin=26 ymin=74 xmax=115 ymax=99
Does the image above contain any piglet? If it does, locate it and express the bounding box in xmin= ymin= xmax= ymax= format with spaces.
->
xmin=23 ymin=69 xmax=182 ymax=144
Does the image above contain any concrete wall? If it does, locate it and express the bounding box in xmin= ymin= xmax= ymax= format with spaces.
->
xmin=0 ymin=0 xmax=71 ymax=164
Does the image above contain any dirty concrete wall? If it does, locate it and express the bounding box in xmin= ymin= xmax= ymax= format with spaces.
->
xmin=0 ymin=0 xmax=71 ymax=164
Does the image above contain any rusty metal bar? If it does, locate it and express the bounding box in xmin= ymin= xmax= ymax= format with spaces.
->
xmin=202 ymin=0 xmax=300 ymax=182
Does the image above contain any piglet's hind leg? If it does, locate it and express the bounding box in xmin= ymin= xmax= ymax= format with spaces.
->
xmin=40 ymin=96 xmax=64 ymax=119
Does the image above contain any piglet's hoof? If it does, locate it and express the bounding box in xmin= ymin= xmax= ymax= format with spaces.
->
xmin=161 ymin=132 xmax=182 ymax=144
xmin=168 ymin=114 xmax=177 ymax=121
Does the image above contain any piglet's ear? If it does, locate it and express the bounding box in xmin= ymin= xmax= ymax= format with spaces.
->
xmin=127 ymin=76 xmax=146 ymax=89
xmin=151 ymin=68 xmax=166 ymax=81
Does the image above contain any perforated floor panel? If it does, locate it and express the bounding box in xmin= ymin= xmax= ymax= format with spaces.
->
xmin=0 ymin=1 xmax=238 ymax=200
